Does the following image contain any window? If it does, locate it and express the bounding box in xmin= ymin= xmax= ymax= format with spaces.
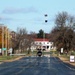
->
xmin=43 ymin=42 xmax=45 ymax=44
xmin=39 ymin=42 xmax=41 ymax=44
xmin=47 ymin=42 xmax=49 ymax=44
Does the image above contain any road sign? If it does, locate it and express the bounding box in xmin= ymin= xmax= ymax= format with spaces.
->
xmin=61 ymin=48 xmax=63 ymax=53
xmin=2 ymin=48 xmax=7 ymax=51
xmin=0 ymin=49 xmax=1 ymax=53
xmin=70 ymin=56 xmax=75 ymax=62
xmin=9 ymin=48 xmax=13 ymax=54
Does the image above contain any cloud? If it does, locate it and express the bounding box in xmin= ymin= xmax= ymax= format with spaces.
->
xmin=0 ymin=16 xmax=13 ymax=21
xmin=0 ymin=16 xmax=14 ymax=24
xmin=2 ymin=7 xmax=38 ymax=14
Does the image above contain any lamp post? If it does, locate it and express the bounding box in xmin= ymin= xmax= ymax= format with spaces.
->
xmin=44 ymin=14 xmax=51 ymax=58
xmin=43 ymin=14 xmax=48 ymax=41
xmin=44 ymin=14 xmax=48 ymax=23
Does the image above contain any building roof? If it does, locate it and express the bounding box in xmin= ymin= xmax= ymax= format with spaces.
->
xmin=34 ymin=38 xmax=49 ymax=42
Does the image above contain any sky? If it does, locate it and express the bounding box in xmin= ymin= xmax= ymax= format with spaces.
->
xmin=0 ymin=0 xmax=75 ymax=33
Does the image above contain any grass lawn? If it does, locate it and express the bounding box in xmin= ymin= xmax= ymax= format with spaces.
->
xmin=0 ymin=56 xmax=18 ymax=61
xmin=59 ymin=54 xmax=70 ymax=61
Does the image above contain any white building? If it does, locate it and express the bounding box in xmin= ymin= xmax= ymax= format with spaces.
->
xmin=31 ymin=38 xmax=53 ymax=51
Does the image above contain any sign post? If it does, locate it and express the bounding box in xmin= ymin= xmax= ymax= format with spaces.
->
xmin=2 ymin=48 xmax=7 ymax=51
xmin=9 ymin=48 xmax=13 ymax=55
xmin=70 ymin=55 xmax=75 ymax=62
xmin=61 ymin=48 xmax=63 ymax=54
xmin=0 ymin=49 xmax=1 ymax=53
xmin=0 ymin=48 xmax=2 ymax=55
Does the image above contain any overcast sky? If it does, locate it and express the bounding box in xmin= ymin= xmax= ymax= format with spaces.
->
xmin=0 ymin=0 xmax=75 ymax=33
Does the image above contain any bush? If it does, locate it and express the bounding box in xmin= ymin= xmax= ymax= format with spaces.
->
xmin=71 ymin=51 xmax=75 ymax=55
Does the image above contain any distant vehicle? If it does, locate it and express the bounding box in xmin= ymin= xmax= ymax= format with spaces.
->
xmin=42 ymin=48 xmax=45 ymax=51
xmin=37 ymin=49 xmax=42 ymax=57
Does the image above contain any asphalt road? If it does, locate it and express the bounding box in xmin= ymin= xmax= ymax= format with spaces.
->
xmin=0 ymin=56 xmax=75 ymax=75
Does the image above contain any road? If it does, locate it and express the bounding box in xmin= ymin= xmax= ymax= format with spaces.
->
xmin=0 ymin=56 xmax=75 ymax=75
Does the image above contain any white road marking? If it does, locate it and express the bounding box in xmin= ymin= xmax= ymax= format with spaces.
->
xmin=44 ymin=54 xmax=50 ymax=57
xmin=48 ymin=56 xmax=50 ymax=69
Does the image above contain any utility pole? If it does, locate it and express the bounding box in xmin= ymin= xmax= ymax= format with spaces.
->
xmin=5 ymin=27 xmax=8 ymax=56
xmin=2 ymin=25 xmax=4 ymax=55
xmin=43 ymin=31 xmax=45 ymax=41
xmin=7 ymin=29 xmax=9 ymax=52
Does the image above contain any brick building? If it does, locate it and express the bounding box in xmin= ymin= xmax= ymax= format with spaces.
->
xmin=0 ymin=24 xmax=11 ymax=55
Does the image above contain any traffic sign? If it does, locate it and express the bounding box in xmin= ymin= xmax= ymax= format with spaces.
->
xmin=2 ymin=48 xmax=7 ymax=51
xmin=61 ymin=48 xmax=63 ymax=53
xmin=9 ymin=48 xmax=13 ymax=54
xmin=70 ymin=56 xmax=75 ymax=62
xmin=0 ymin=48 xmax=1 ymax=53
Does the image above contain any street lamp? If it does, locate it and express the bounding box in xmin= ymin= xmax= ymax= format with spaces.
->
xmin=44 ymin=14 xmax=48 ymax=23
xmin=44 ymin=14 xmax=51 ymax=57
xmin=44 ymin=14 xmax=48 ymax=17
xmin=43 ymin=14 xmax=48 ymax=40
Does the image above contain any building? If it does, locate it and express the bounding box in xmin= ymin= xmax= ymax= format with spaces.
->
xmin=31 ymin=38 xmax=53 ymax=51
xmin=0 ymin=24 xmax=11 ymax=55
xmin=10 ymin=31 xmax=16 ymax=40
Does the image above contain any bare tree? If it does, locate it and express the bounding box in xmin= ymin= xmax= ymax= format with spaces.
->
xmin=11 ymin=28 xmax=28 ymax=53
xmin=51 ymin=11 xmax=75 ymax=53
xmin=55 ymin=12 xmax=68 ymax=28
xmin=26 ymin=32 xmax=35 ymax=54
xmin=11 ymin=28 xmax=36 ymax=54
